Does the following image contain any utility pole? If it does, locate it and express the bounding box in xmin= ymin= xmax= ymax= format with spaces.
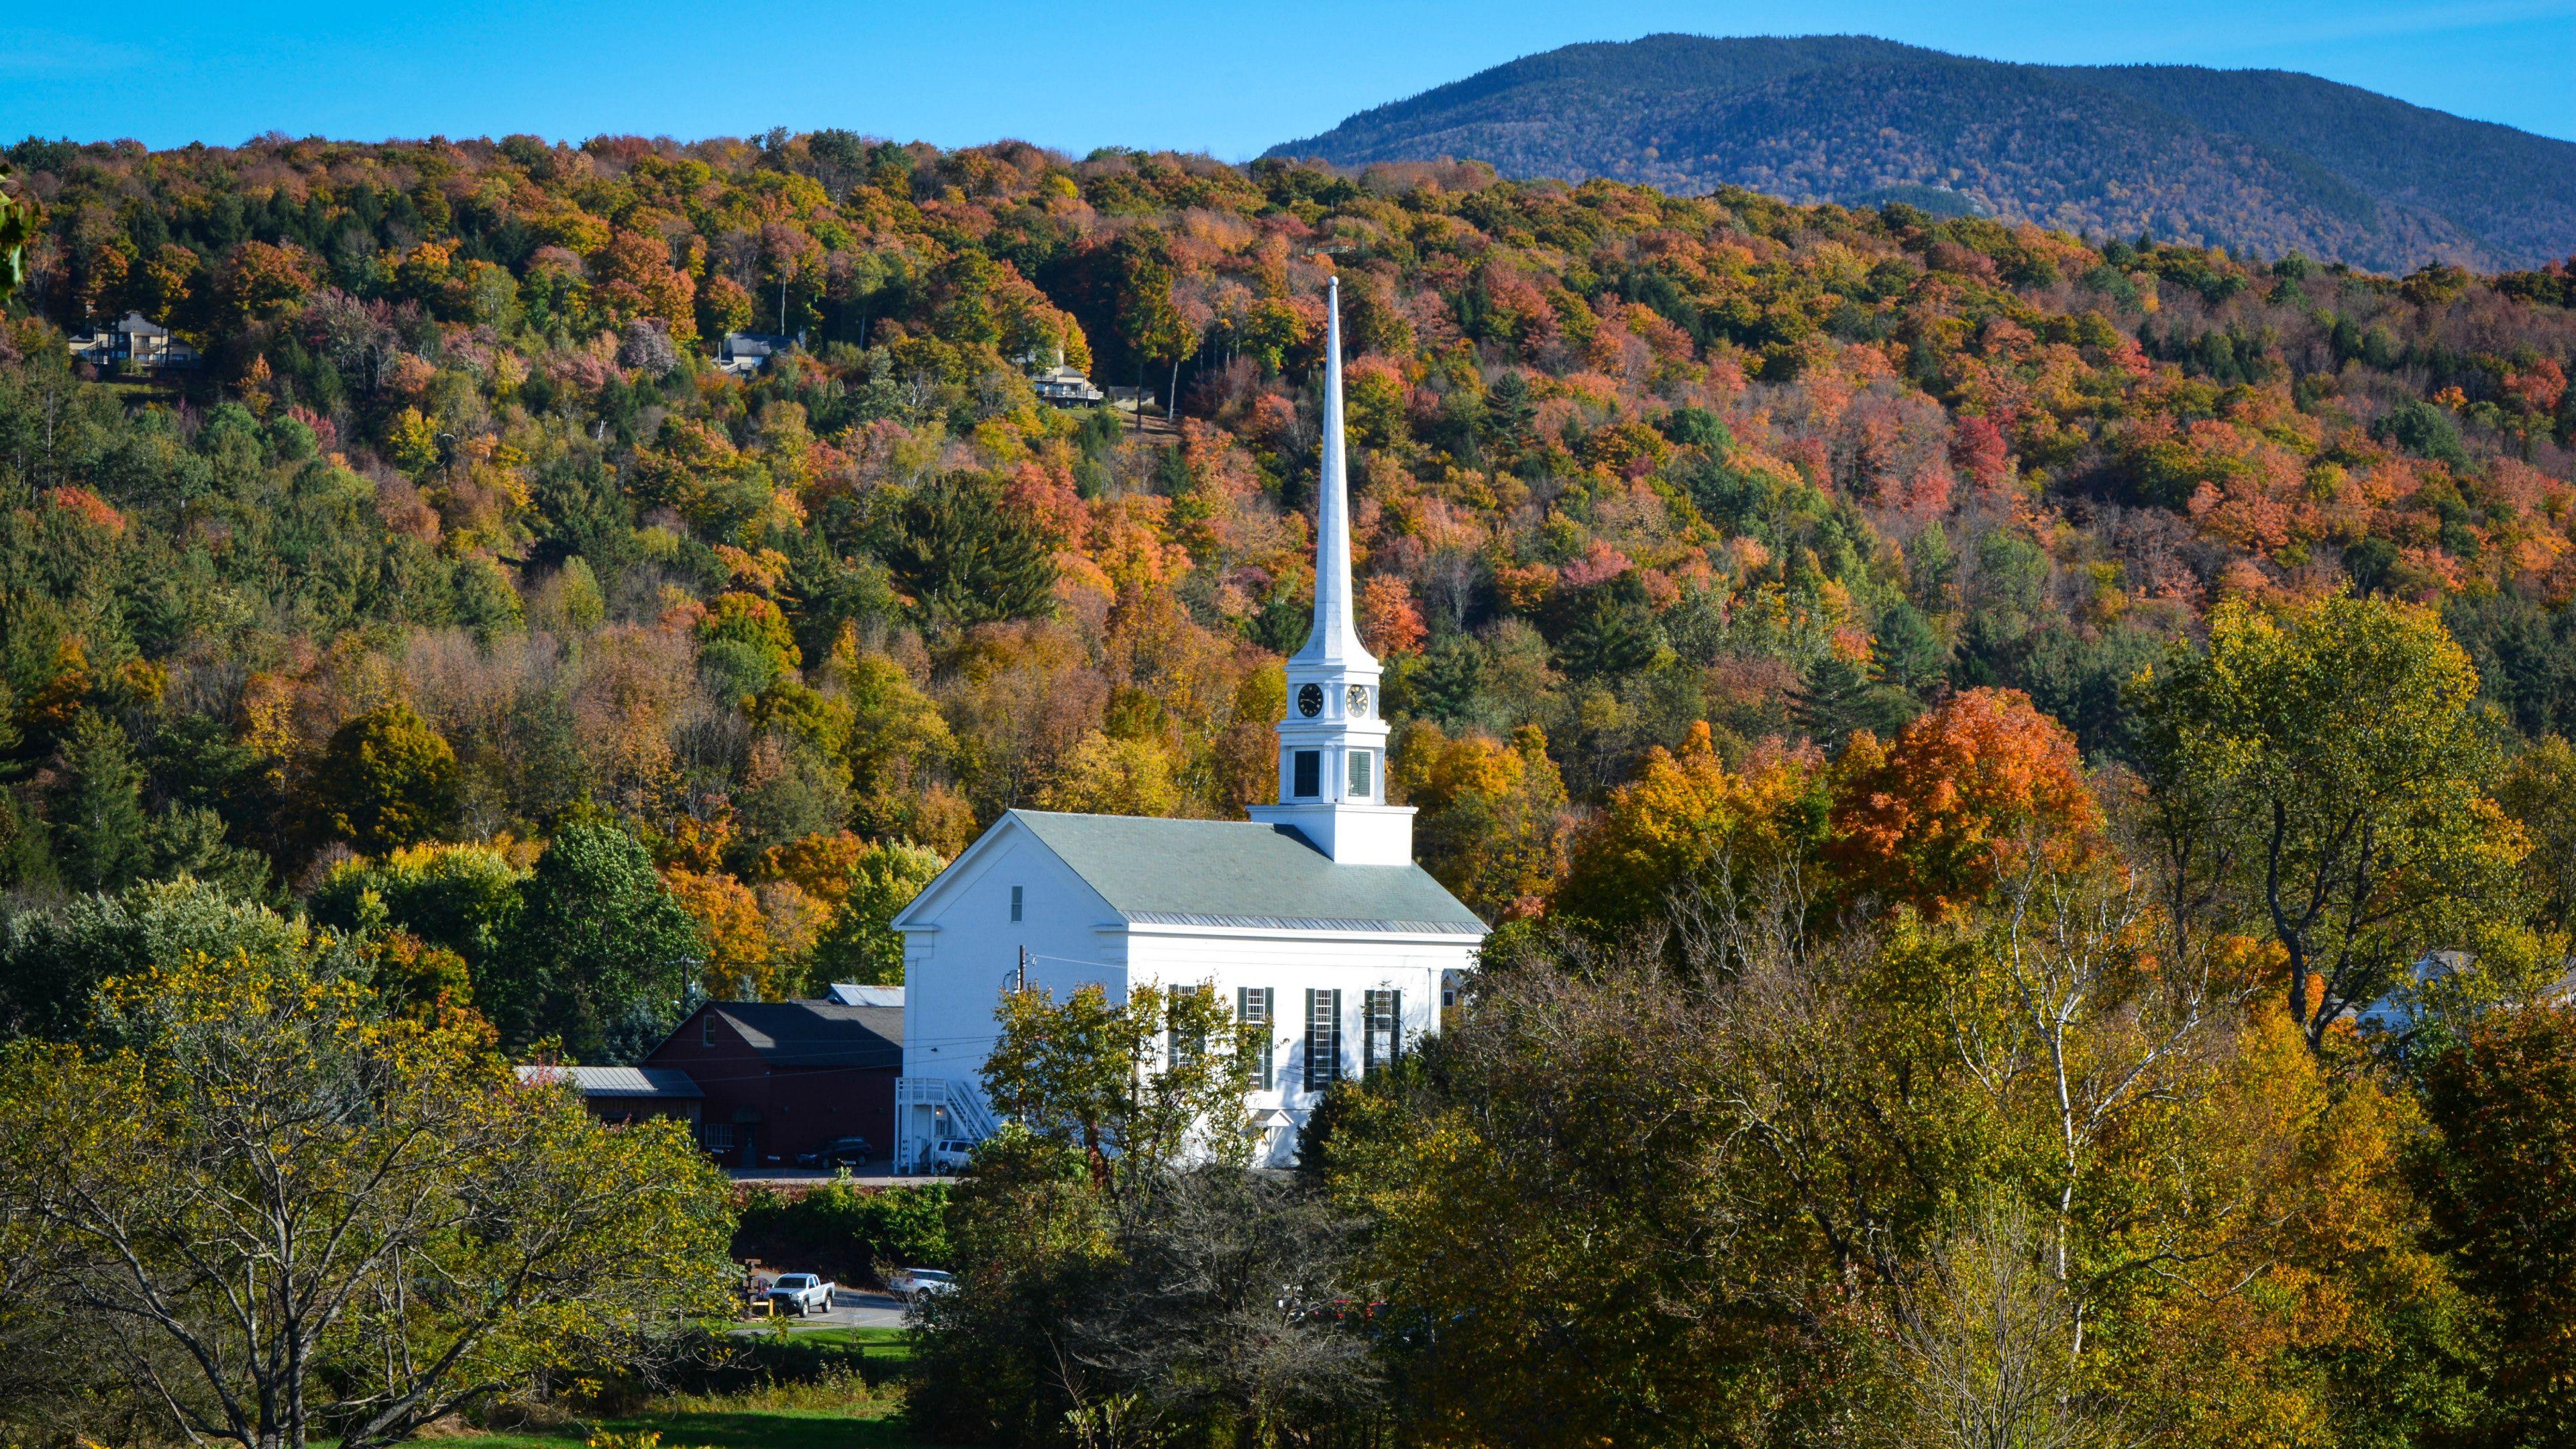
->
xmin=1017 ymin=945 xmax=1028 ymax=995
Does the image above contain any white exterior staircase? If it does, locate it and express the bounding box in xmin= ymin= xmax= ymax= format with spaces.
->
xmin=894 ymin=1076 xmax=999 ymax=1174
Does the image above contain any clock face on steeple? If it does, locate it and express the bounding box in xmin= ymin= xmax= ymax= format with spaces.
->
xmin=1297 ymin=683 xmax=1324 ymax=718
xmin=1346 ymin=685 xmax=1371 ymax=717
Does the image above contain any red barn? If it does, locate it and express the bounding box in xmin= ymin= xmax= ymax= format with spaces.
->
xmin=641 ymin=989 xmax=903 ymax=1171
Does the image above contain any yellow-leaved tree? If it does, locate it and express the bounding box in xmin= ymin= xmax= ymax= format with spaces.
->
xmin=2131 ymin=592 xmax=2538 ymax=1048
xmin=0 ymin=947 xmax=734 ymax=1448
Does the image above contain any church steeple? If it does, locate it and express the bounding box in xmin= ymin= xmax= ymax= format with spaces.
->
xmin=1297 ymin=276 xmax=1374 ymax=670
xmin=1247 ymin=276 xmax=1415 ymax=865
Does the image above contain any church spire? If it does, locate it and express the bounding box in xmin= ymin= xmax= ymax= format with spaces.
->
xmin=1296 ymin=276 xmax=1375 ymax=669
xmin=1245 ymin=272 xmax=1414 ymax=866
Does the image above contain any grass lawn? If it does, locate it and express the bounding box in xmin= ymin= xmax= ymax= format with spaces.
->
xmin=437 ymin=1401 xmax=924 ymax=1449
xmin=439 ymin=1328 xmax=943 ymax=1449
xmin=780 ymin=1326 xmax=916 ymax=1362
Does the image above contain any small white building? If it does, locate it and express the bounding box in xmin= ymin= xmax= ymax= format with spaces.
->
xmin=893 ymin=277 xmax=1486 ymax=1170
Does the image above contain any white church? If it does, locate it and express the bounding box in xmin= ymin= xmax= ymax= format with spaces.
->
xmin=892 ymin=278 xmax=1489 ymax=1171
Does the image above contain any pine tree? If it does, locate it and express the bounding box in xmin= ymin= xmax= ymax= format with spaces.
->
xmin=50 ymin=712 xmax=152 ymax=894
xmin=1875 ymin=601 xmax=1951 ymax=696
xmin=1790 ymin=655 xmax=1914 ymax=755
xmin=881 ymin=471 xmax=1058 ymax=627
xmin=1552 ymin=586 xmax=1661 ymax=682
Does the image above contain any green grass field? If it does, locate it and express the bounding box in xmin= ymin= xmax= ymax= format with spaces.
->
xmin=442 ymin=1328 xmax=942 ymax=1449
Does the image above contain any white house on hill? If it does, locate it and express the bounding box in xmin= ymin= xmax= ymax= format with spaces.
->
xmin=893 ymin=276 xmax=1489 ymax=1170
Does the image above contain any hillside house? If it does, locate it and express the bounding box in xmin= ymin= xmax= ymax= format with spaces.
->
xmin=714 ymin=331 xmax=794 ymax=378
xmin=68 ymin=313 xmax=202 ymax=372
xmin=1030 ymin=362 xmax=1106 ymax=406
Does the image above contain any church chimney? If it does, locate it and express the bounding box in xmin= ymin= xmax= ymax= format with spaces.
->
xmin=1246 ymin=275 xmax=1415 ymax=865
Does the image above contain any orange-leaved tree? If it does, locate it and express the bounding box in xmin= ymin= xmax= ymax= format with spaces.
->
xmin=1831 ymin=688 xmax=2102 ymax=920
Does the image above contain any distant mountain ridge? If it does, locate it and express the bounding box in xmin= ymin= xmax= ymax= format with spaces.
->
xmin=1266 ymin=35 xmax=2576 ymax=272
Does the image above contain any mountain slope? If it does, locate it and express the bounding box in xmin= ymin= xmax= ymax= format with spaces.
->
xmin=1267 ymin=35 xmax=2576 ymax=272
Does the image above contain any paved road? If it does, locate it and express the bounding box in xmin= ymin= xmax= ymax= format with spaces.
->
xmin=735 ymin=1286 xmax=912 ymax=1333
xmin=727 ymin=1164 xmax=956 ymax=1189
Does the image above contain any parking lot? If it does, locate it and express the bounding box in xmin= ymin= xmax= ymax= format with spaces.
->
xmin=726 ymin=1162 xmax=957 ymax=1189
xmin=738 ymin=1284 xmax=913 ymax=1332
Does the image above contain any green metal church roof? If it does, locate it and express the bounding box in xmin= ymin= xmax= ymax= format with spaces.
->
xmin=1006 ymin=810 xmax=1488 ymax=935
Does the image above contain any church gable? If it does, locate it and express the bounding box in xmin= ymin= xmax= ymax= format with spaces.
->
xmin=892 ymin=812 xmax=1118 ymax=938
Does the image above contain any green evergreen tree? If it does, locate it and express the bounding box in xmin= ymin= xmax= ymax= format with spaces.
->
xmin=1789 ymin=654 xmax=1914 ymax=755
xmin=50 ymin=712 xmax=152 ymax=895
xmin=1874 ymin=600 xmax=1951 ymax=696
xmin=1484 ymin=371 xmax=1536 ymax=455
xmin=880 ymin=471 xmax=1058 ymax=627
xmin=1408 ymin=631 xmax=1490 ymax=726
xmin=1550 ymin=584 xmax=1662 ymax=682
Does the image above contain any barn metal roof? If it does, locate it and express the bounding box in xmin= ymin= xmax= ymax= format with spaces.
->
xmin=514 ymin=1065 xmax=704 ymax=1099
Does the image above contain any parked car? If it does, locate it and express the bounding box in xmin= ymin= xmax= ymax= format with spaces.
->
xmin=767 ymin=1273 xmax=836 ymax=1317
xmin=924 ymin=1137 xmax=977 ymax=1173
xmin=794 ymin=1135 xmax=874 ymax=1169
xmin=884 ymin=1267 xmax=956 ymax=1303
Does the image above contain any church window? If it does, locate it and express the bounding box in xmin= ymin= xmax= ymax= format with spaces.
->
xmin=1293 ymin=751 xmax=1321 ymax=798
xmin=1168 ymin=985 xmax=1210 ymax=1066
xmin=1010 ymin=885 xmax=1022 ymax=922
xmin=1364 ymin=989 xmax=1402 ymax=1075
xmin=1346 ymin=749 xmax=1375 ymax=800
xmin=1304 ymin=988 xmax=1342 ymax=1091
xmin=1238 ymin=987 xmax=1276 ymax=1088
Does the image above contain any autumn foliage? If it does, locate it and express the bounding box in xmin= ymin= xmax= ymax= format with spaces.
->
xmin=1831 ymin=688 xmax=2101 ymax=918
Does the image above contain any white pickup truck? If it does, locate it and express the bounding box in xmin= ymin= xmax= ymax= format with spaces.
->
xmin=883 ymin=1267 xmax=957 ymax=1303
xmin=766 ymin=1273 xmax=836 ymax=1317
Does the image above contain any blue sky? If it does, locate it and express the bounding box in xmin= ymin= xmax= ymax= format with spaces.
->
xmin=7 ymin=0 xmax=2573 ymax=154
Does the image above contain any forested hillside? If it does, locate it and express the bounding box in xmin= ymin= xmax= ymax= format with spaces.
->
xmin=1 ymin=130 xmax=2575 ymax=1051
xmin=13 ymin=128 xmax=2576 ymax=1445
xmin=1268 ymin=34 xmax=2576 ymax=272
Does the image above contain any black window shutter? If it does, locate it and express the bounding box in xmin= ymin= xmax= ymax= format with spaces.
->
xmin=1362 ymin=989 xmax=1404 ymax=1075
xmin=1262 ymin=987 xmax=1277 ymax=1088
